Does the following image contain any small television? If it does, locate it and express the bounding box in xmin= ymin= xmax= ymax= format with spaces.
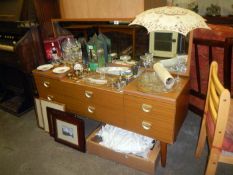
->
xmin=149 ymin=31 xmax=178 ymax=58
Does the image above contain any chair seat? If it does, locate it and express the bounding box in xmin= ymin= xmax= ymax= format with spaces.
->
xmin=206 ymin=102 xmax=233 ymax=152
xmin=222 ymin=150 xmax=233 ymax=157
xmin=223 ymin=135 xmax=233 ymax=152
xmin=226 ymin=99 xmax=233 ymax=138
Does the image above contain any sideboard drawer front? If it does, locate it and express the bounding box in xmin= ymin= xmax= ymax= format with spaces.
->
xmin=55 ymin=96 xmax=125 ymax=128
xmin=124 ymin=95 xmax=175 ymax=143
xmin=94 ymin=104 xmax=125 ymax=128
xmin=124 ymin=94 xmax=175 ymax=115
xmin=78 ymin=102 xmax=125 ymax=128
xmin=81 ymin=87 xmax=124 ymax=107
xmin=35 ymin=76 xmax=83 ymax=100
xmin=35 ymin=76 xmax=62 ymax=93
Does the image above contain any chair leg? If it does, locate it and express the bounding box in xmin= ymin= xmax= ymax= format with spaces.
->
xmin=195 ymin=119 xmax=207 ymax=158
xmin=205 ymin=148 xmax=220 ymax=175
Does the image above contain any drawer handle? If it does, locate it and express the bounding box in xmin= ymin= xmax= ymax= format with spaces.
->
xmin=43 ymin=81 xmax=50 ymax=88
xmin=87 ymin=106 xmax=95 ymax=113
xmin=142 ymin=121 xmax=152 ymax=130
xmin=85 ymin=90 xmax=93 ymax=98
xmin=142 ymin=104 xmax=152 ymax=113
xmin=47 ymin=95 xmax=54 ymax=101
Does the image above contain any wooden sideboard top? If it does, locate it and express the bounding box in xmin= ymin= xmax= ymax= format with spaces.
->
xmin=124 ymin=76 xmax=189 ymax=103
xmin=33 ymin=69 xmax=67 ymax=80
xmin=33 ymin=69 xmax=189 ymax=103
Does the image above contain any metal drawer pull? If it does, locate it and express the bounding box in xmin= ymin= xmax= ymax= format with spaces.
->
xmin=47 ymin=95 xmax=54 ymax=101
xmin=43 ymin=81 xmax=50 ymax=88
xmin=142 ymin=104 xmax=152 ymax=113
xmin=87 ymin=106 xmax=95 ymax=113
xmin=142 ymin=121 xmax=152 ymax=130
xmin=85 ymin=90 xmax=93 ymax=98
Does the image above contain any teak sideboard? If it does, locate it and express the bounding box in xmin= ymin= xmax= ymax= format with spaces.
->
xmin=33 ymin=69 xmax=190 ymax=167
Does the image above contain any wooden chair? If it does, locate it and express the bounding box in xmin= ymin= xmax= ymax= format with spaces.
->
xmin=195 ymin=61 xmax=233 ymax=175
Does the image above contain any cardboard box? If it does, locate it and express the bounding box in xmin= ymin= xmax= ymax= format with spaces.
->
xmin=86 ymin=127 xmax=160 ymax=175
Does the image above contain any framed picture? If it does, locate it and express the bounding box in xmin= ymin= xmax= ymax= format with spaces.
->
xmin=34 ymin=98 xmax=44 ymax=128
xmin=49 ymin=108 xmax=86 ymax=152
xmin=47 ymin=107 xmax=62 ymax=137
xmin=40 ymin=99 xmax=65 ymax=132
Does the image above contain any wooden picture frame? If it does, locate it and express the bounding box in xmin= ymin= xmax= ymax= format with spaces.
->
xmin=48 ymin=108 xmax=86 ymax=152
xmin=40 ymin=99 xmax=65 ymax=132
xmin=34 ymin=98 xmax=44 ymax=128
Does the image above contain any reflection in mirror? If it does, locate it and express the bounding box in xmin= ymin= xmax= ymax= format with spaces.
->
xmin=149 ymin=31 xmax=192 ymax=76
xmin=52 ymin=20 xmax=149 ymax=61
xmin=51 ymin=19 xmax=192 ymax=77
xmin=137 ymin=31 xmax=193 ymax=94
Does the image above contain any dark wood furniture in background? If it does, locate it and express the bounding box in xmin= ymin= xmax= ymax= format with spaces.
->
xmin=205 ymin=16 xmax=233 ymax=26
xmin=0 ymin=24 xmax=43 ymax=116
xmin=189 ymin=24 xmax=233 ymax=116
xmin=224 ymin=38 xmax=233 ymax=92
xmin=0 ymin=0 xmax=45 ymax=116
xmin=33 ymin=0 xmax=61 ymax=40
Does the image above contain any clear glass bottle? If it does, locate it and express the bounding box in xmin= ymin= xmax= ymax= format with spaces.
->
xmin=73 ymin=39 xmax=82 ymax=63
xmin=51 ymin=42 xmax=60 ymax=66
xmin=51 ymin=42 xmax=57 ymax=58
xmin=97 ymin=48 xmax=105 ymax=68
xmin=61 ymin=37 xmax=73 ymax=64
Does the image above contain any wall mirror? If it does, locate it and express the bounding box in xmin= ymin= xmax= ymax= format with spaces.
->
xmin=51 ymin=18 xmax=193 ymax=77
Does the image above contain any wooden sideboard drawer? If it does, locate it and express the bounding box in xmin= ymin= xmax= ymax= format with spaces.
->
xmin=34 ymin=74 xmax=123 ymax=106
xmin=81 ymin=102 xmax=125 ymax=128
xmin=124 ymin=95 xmax=176 ymax=143
xmin=46 ymin=94 xmax=125 ymax=128
xmin=34 ymin=75 xmax=125 ymax=128
xmin=80 ymin=86 xmax=124 ymax=107
xmin=34 ymin=75 xmax=83 ymax=100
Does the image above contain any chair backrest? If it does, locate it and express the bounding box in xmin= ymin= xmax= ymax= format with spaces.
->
xmin=204 ymin=61 xmax=231 ymax=149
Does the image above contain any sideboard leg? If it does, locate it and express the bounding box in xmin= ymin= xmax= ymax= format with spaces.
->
xmin=160 ymin=142 xmax=167 ymax=167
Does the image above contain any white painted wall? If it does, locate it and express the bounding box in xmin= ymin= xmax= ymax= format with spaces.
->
xmin=173 ymin=0 xmax=233 ymax=16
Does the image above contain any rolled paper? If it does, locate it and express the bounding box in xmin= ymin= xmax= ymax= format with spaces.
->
xmin=153 ymin=62 xmax=175 ymax=89
xmin=160 ymin=55 xmax=188 ymax=67
xmin=160 ymin=57 xmax=178 ymax=67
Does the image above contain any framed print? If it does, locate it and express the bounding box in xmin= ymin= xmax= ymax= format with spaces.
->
xmin=50 ymin=108 xmax=86 ymax=152
xmin=47 ymin=107 xmax=61 ymax=137
xmin=40 ymin=99 xmax=65 ymax=132
xmin=34 ymin=98 xmax=44 ymax=128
